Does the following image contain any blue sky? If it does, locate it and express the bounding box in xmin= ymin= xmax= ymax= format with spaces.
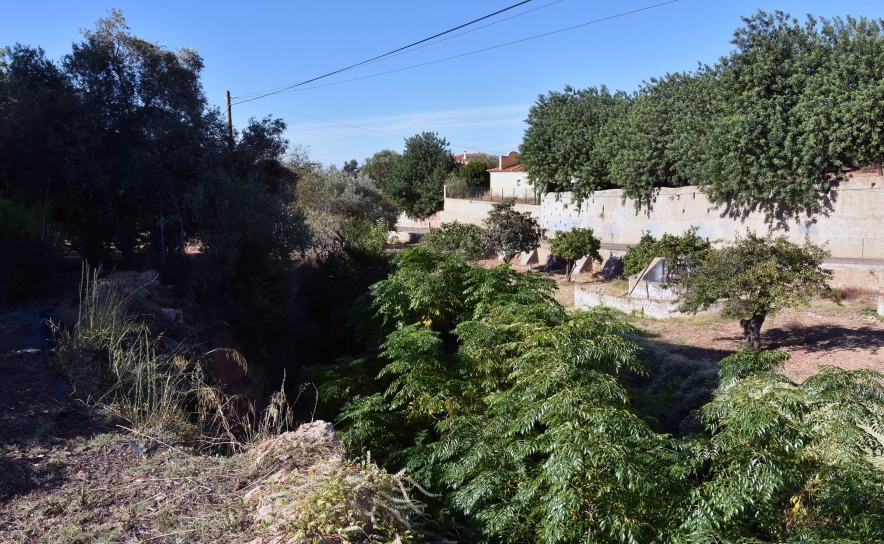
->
xmin=3 ymin=1 xmax=883 ymax=166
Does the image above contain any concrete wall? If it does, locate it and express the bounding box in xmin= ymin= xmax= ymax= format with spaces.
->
xmin=441 ymin=198 xmax=540 ymax=227
xmin=541 ymin=177 xmax=884 ymax=260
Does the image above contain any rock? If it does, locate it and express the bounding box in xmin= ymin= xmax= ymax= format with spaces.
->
xmin=160 ymin=308 xmax=183 ymax=324
xmin=879 ymin=297 xmax=884 ymax=317
xmin=600 ymin=255 xmax=624 ymax=280
xmin=134 ymin=287 xmax=151 ymax=299
xmin=139 ymin=270 xmax=159 ymax=282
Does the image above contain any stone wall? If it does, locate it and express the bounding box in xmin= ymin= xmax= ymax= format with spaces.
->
xmin=541 ymin=177 xmax=884 ymax=260
xmin=440 ymin=198 xmax=540 ymax=227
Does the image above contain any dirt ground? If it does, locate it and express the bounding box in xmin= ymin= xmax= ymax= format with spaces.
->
xmin=472 ymin=255 xmax=884 ymax=382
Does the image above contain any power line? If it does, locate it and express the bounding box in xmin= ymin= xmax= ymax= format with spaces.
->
xmin=235 ymin=0 xmax=680 ymax=102
xmin=328 ymin=0 xmax=568 ymax=73
xmin=253 ymin=101 xmax=510 ymax=157
xmin=233 ymin=0 xmax=534 ymax=104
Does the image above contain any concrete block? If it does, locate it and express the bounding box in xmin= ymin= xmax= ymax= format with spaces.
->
xmin=520 ymin=250 xmax=539 ymax=266
xmin=878 ymin=297 xmax=884 ymax=317
xmin=572 ymin=256 xmax=593 ymax=275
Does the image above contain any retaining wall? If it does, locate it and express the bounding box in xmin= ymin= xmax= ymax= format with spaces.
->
xmin=440 ymin=198 xmax=540 ymax=227
xmin=541 ymin=177 xmax=884 ymax=260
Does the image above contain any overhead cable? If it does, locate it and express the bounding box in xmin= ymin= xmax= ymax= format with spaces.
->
xmin=234 ymin=0 xmax=534 ymax=103
xmin=236 ymin=0 xmax=680 ymax=101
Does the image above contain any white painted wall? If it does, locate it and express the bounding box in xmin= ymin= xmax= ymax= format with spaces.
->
xmin=541 ymin=177 xmax=884 ymax=260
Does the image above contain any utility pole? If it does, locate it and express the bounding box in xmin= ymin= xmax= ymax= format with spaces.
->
xmin=226 ymin=90 xmax=234 ymax=149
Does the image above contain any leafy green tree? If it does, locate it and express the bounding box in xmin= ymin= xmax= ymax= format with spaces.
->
xmin=361 ymin=149 xmax=401 ymax=190
xmin=548 ymin=227 xmax=602 ymax=281
xmin=702 ymin=11 xmax=840 ymax=215
xmin=458 ymin=154 xmax=495 ymax=187
xmin=297 ymin=166 xmax=397 ymax=256
xmin=62 ymin=9 xmax=222 ymax=266
xmin=385 ymin=132 xmax=457 ymax=219
xmin=420 ymin=221 xmax=486 ymax=259
xmin=482 ymin=199 xmax=544 ymax=263
xmin=622 ymin=226 xmax=712 ymax=278
xmin=676 ymin=231 xmax=836 ymax=349
xmin=604 ymin=72 xmax=716 ymax=207
xmin=821 ymin=16 xmax=884 ymax=176
xmin=520 ymin=85 xmax=630 ymax=198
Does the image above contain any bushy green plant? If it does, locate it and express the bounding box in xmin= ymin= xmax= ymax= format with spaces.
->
xmin=482 ymin=199 xmax=544 ymax=263
xmin=676 ymin=231 xmax=836 ymax=349
xmin=0 ymin=197 xmax=45 ymax=238
xmin=321 ymin=249 xmax=884 ymax=542
xmin=420 ymin=221 xmax=486 ymax=259
xmin=548 ymin=227 xmax=603 ymax=281
xmin=675 ymin=348 xmax=884 ymax=541
xmin=622 ymin=226 xmax=711 ymax=278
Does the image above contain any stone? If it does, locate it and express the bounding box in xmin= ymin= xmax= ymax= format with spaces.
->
xmin=519 ymin=249 xmax=539 ymax=266
xmin=160 ymin=308 xmax=183 ymax=324
xmin=878 ymin=296 xmax=884 ymax=316
xmin=134 ymin=287 xmax=151 ymax=299
xmin=139 ymin=270 xmax=159 ymax=282
xmin=600 ymin=255 xmax=624 ymax=280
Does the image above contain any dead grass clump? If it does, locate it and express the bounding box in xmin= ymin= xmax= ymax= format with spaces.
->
xmin=834 ymin=285 xmax=880 ymax=302
xmin=52 ymin=266 xmax=293 ymax=453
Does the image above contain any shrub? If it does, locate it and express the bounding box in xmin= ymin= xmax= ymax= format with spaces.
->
xmin=482 ymin=199 xmax=544 ymax=263
xmin=0 ymin=197 xmax=46 ymax=238
xmin=622 ymin=226 xmax=711 ymax=278
xmin=548 ymin=227 xmax=603 ymax=281
xmin=420 ymin=221 xmax=486 ymax=258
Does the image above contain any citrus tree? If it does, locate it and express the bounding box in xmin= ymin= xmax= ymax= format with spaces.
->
xmin=482 ymin=199 xmax=544 ymax=264
xmin=676 ymin=231 xmax=836 ymax=349
xmin=548 ymin=227 xmax=603 ymax=281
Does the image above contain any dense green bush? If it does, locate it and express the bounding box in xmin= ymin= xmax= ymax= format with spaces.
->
xmin=548 ymin=227 xmax=603 ymax=281
xmin=482 ymin=199 xmax=544 ymax=263
xmin=317 ymin=249 xmax=884 ymax=542
xmin=622 ymin=226 xmax=711 ymax=278
xmin=420 ymin=221 xmax=486 ymax=258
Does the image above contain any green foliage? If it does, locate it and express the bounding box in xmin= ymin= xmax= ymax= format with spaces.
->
xmin=482 ymin=199 xmax=544 ymax=263
xmin=622 ymin=227 xmax=712 ymax=278
xmin=458 ymin=154 xmax=495 ymax=187
xmin=320 ymin=249 xmax=884 ymax=542
xmin=676 ymin=349 xmax=884 ymax=541
xmin=676 ymin=231 xmax=835 ymax=349
xmin=191 ymin=174 xmax=310 ymax=334
xmin=604 ymin=72 xmax=715 ymax=207
xmin=361 ymin=148 xmax=401 ymax=190
xmin=0 ymin=197 xmax=46 ymax=239
xmin=548 ymin=227 xmax=603 ymax=281
xmin=385 ymin=132 xmax=458 ymax=219
xmin=521 ymin=85 xmax=630 ymax=197
xmin=520 ymin=11 xmax=884 ymax=213
xmin=420 ymin=221 xmax=486 ymax=259
xmin=297 ymin=166 xmax=397 ymax=256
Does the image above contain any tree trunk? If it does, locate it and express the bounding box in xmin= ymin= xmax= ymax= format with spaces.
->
xmin=565 ymin=259 xmax=573 ymax=282
xmin=739 ymin=314 xmax=766 ymax=350
xmin=876 ymin=154 xmax=883 ymax=177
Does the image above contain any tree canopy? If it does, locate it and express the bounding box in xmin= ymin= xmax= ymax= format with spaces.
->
xmin=482 ymin=199 xmax=544 ymax=263
xmin=548 ymin=227 xmax=603 ymax=281
xmin=384 ymin=132 xmax=457 ymax=219
xmin=521 ymin=11 xmax=884 ymax=214
xmin=675 ymin=231 xmax=836 ymax=349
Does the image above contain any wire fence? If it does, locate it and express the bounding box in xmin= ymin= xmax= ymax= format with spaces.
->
xmin=446 ymin=186 xmax=540 ymax=205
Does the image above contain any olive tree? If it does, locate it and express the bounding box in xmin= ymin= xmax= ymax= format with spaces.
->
xmin=676 ymin=231 xmax=836 ymax=349
xmin=548 ymin=227 xmax=602 ymax=281
xmin=482 ymin=199 xmax=544 ymax=264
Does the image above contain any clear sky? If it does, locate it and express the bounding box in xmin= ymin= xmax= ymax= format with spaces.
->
xmin=3 ymin=0 xmax=883 ymax=167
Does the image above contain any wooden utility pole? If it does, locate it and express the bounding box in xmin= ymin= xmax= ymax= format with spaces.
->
xmin=226 ymin=90 xmax=234 ymax=148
